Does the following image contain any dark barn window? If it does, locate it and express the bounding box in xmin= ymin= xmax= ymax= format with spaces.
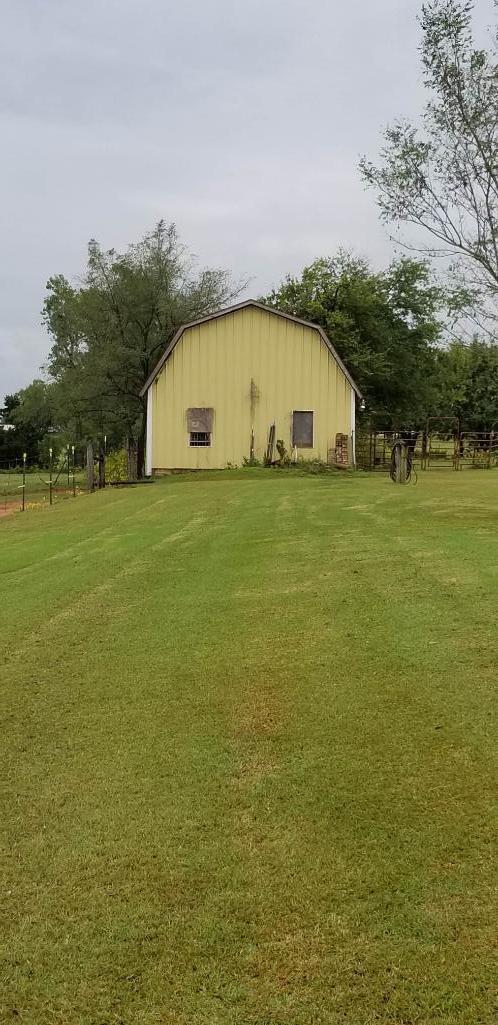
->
xmin=292 ymin=410 xmax=313 ymax=447
xmin=189 ymin=431 xmax=211 ymax=447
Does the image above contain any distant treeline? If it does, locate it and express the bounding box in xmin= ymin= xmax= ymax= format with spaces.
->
xmin=2 ymin=230 xmax=497 ymax=470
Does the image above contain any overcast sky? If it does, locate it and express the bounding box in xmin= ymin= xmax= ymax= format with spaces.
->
xmin=0 ymin=0 xmax=493 ymax=395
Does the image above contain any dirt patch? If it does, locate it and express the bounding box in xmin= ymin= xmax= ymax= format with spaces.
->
xmin=235 ymin=688 xmax=284 ymax=738
xmin=236 ymin=751 xmax=278 ymax=785
xmin=231 ymin=689 xmax=283 ymax=787
xmin=0 ymin=501 xmax=19 ymax=518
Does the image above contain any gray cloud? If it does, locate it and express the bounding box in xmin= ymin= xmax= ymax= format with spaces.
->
xmin=0 ymin=0 xmax=493 ymax=394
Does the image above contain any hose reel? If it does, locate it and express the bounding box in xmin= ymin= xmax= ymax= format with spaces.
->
xmin=390 ymin=440 xmax=416 ymax=484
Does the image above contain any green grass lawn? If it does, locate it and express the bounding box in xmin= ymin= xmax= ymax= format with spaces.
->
xmin=1 ymin=469 xmax=497 ymax=1024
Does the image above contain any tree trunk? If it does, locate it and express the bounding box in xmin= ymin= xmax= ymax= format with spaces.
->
xmin=98 ymin=441 xmax=105 ymax=489
xmin=126 ymin=436 xmax=137 ymax=481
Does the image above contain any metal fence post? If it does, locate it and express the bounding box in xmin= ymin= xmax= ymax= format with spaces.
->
xmin=49 ymin=447 xmax=53 ymax=505
xmin=22 ymin=452 xmax=26 ymax=511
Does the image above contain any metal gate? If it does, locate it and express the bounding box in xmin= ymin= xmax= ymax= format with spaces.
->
xmin=356 ymin=422 xmax=498 ymax=472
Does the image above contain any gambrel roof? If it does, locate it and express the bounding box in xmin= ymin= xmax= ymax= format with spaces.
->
xmin=140 ymin=300 xmax=362 ymax=398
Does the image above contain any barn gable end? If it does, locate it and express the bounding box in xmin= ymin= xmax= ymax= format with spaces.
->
xmin=144 ymin=301 xmax=360 ymax=472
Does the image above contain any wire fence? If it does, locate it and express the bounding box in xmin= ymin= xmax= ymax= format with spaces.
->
xmin=0 ymin=450 xmax=84 ymax=516
xmin=0 ymin=443 xmax=140 ymax=517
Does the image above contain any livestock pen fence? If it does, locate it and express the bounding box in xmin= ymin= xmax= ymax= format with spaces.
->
xmin=356 ymin=421 xmax=498 ymax=473
xmin=0 ymin=448 xmax=84 ymax=515
xmin=0 ymin=443 xmax=137 ymax=515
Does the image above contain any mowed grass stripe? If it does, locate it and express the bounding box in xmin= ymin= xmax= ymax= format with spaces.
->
xmin=0 ymin=470 xmax=497 ymax=1024
xmin=220 ymin=477 xmax=496 ymax=1021
xmin=1 ymin=481 xmax=252 ymax=1023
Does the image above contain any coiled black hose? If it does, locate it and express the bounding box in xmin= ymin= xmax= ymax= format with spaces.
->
xmin=390 ymin=441 xmax=416 ymax=484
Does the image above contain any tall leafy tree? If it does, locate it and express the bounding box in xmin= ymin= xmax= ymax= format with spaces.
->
xmin=0 ymin=395 xmax=21 ymax=463
xmin=43 ymin=221 xmax=244 ymax=475
xmin=263 ymin=253 xmax=448 ymax=425
xmin=436 ymin=338 xmax=498 ymax=426
xmin=360 ymin=0 xmax=498 ymax=326
xmin=1 ymin=382 xmax=55 ymax=463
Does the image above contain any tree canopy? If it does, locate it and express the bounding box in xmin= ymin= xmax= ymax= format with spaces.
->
xmin=436 ymin=338 xmax=498 ymax=428
xmin=360 ymin=0 xmax=498 ymax=327
xmin=0 ymin=383 xmax=55 ymax=464
xmin=263 ymin=253 xmax=450 ymax=426
xmin=42 ymin=221 xmax=244 ymax=474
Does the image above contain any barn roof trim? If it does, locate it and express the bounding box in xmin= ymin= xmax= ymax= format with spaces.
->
xmin=139 ymin=299 xmax=362 ymax=398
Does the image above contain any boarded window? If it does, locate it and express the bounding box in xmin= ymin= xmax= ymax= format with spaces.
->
xmin=292 ymin=410 xmax=313 ymax=447
xmin=186 ymin=407 xmax=214 ymax=433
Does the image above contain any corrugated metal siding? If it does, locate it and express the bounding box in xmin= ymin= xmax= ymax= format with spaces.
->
xmin=151 ymin=306 xmax=353 ymax=469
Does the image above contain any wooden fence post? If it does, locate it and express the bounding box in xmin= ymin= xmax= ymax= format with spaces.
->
xmin=98 ymin=441 xmax=106 ymax=489
xmin=126 ymin=438 xmax=137 ymax=481
xmin=86 ymin=441 xmax=94 ymax=492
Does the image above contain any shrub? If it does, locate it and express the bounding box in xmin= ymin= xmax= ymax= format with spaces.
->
xmin=106 ymin=449 xmax=128 ymax=482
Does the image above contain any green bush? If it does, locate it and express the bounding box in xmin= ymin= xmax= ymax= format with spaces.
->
xmin=106 ymin=449 xmax=128 ymax=482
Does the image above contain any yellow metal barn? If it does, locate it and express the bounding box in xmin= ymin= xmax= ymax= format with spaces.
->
xmin=141 ymin=300 xmax=361 ymax=472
